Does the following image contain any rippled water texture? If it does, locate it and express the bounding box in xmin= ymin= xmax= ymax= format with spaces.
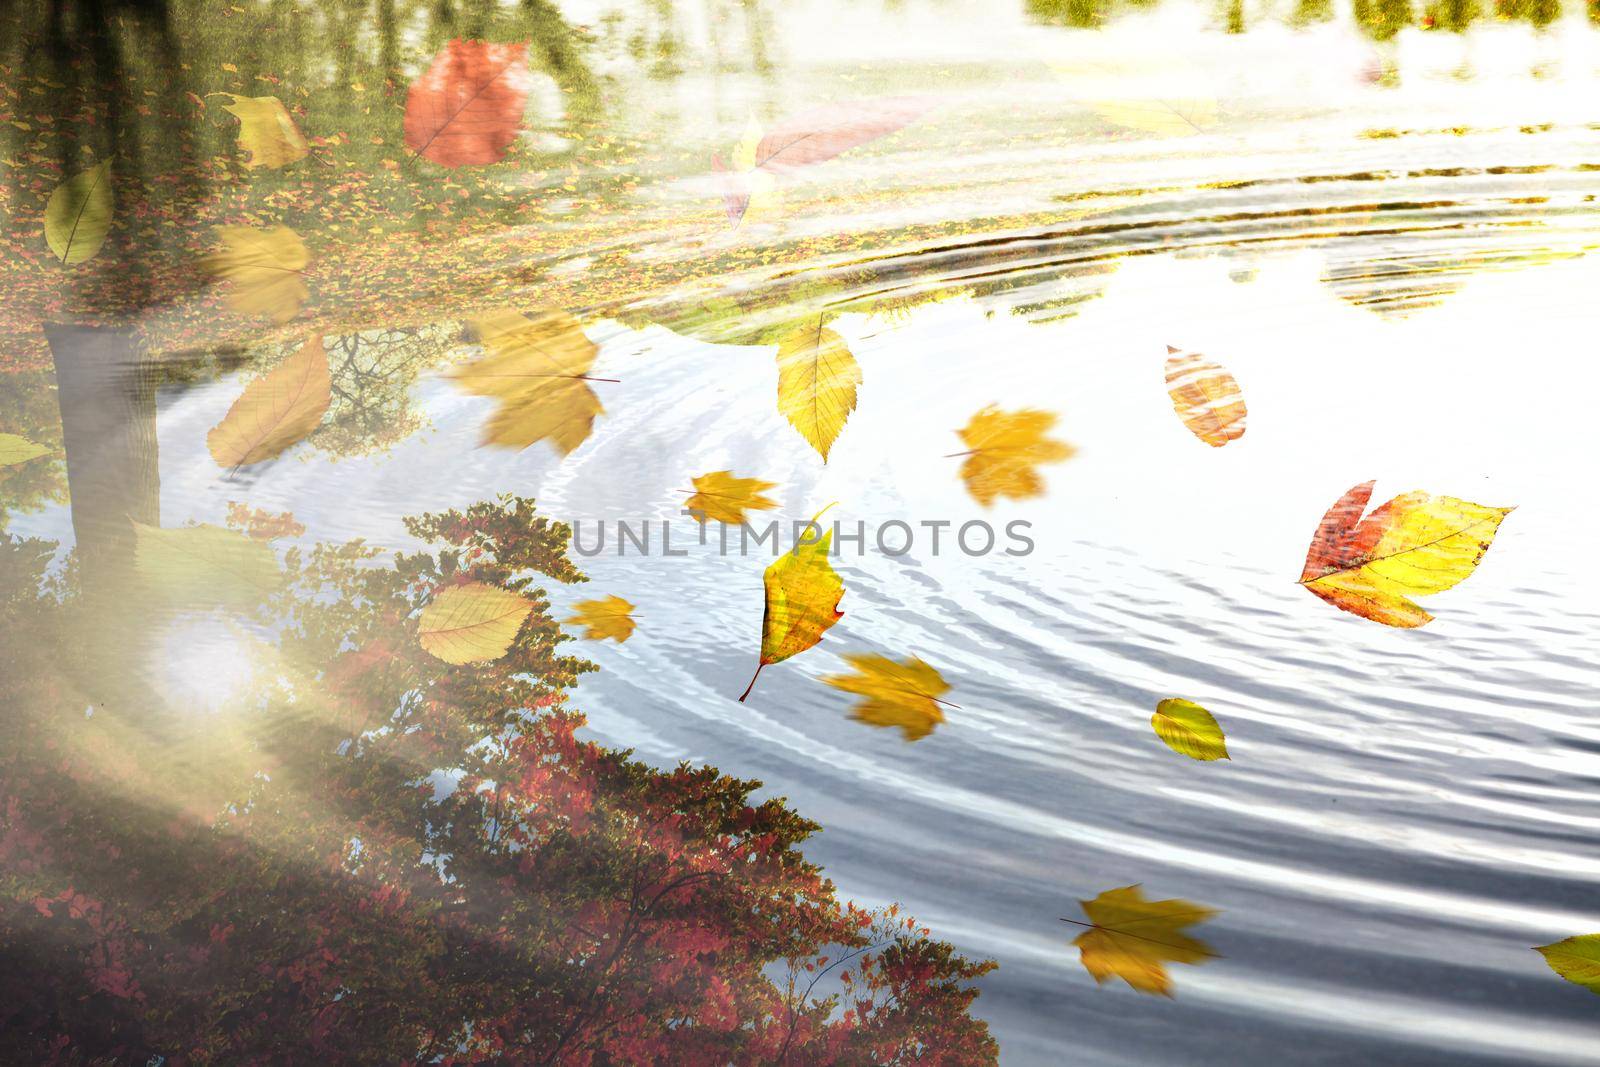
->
xmin=9 ymin=0 xmax=1600 ymax=1062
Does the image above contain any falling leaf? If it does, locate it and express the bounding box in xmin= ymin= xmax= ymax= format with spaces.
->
xmin=132 ymin=521 xmax=284 ymax=608
xmin=44 ymin=161 xmax=113 ymax=265
xmin=824 ymin=653 xmax=952 ymax=741
xmin=447 ymin=309 xmax=603 ymax=455
xmin=713 ymin=116 xmax=785 ymax=229
xmin=1151 ymin=698 xmax=1229 ymax=761
xmin=1067 ymin=885 xmax=1218 ymax=996
xmin=1299 ymin=481 xmax=1513 ymax=628
xmin=739 ymin=507 xmax=843 ymax=701
xmin=746 ymin=97 xmax=932 ymax=173
xmin=955 ymin=406 xmax=1075 ymax=506
xmin=201 ymin=225 xmax=310 ymax=323
xmin=564 ymin=595 xmax=636 ymax=643
xmin=775 ymin=321 xmax=860 ymax=462
xmin=1092 ymin=96 xmax=1217 ymax=136
xmin=1165 ymin=345 xmax=1246 ymax=447
xmin=1536 ymin=935 xmax=1600 ymax=995
xmin=418 ymin=581 xmax=533 ymax=664
xmin=207 ymin=334 xmax=331 ymax=469
xmin=0 ymin=433 xmax=52 ymax=468
xmin=403 ymin=39 xmax=535 ymax=167
xmin=685 ymin=470 xmax=779 ymax=525
xmin=212 ymin=93 xmax=309 ymax=168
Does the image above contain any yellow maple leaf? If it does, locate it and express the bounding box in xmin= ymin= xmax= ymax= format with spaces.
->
xmin=417 ymin=581 xmax=533 ymax=665
xmin=775 ymin=322 xmax=860 ymax=462
xmin=823 ymin=653 xmax=953 ymax=741
xmin=201 ymin=224 xmax=310 ymax=323
xmin=448 ymin=309 xmax=603 ymax=456
xmin=684 ymin=469 xmax=779 ymax=525
xmin=206 ymin=334 xmax=330 ymax=469
xmin=212 ymin=93 xmax=309 ymax=169
xmin=1151 ymin=698 xmax=1229 ymax=761
xmin=1067 ymin=885 xmax=1218 ymax=997
xmin=954 ymin=405 xmax=1075 ymax=507
xmin=739 ymin=507 xmax=843 ymax=701
xmin=564 ymin=595 xmax=635 ymax=643
xmin=1299 ymin=481 xmax=1514 ymax=628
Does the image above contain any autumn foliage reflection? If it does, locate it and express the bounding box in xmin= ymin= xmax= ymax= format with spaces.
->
xmin=0 ymin=497 xmax=995 ymax=1064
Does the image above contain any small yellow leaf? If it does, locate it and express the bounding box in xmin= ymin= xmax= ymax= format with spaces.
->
xmin=956 ymin=405 xmax=1075 ymax=507
xmin=1536 ymin=935 xmax=1600 ymax=995
xmin=201 ymin=224 xmax=310 ymax=323
xmin=418 ymin=581 xmax=533 ymax=665
xmin=1070 ymin=885 xmax=1218 ymax=997
xmin=564 ymin=595 xmax=635 ymax=643
xmin=775 ymin=322 xmax=860 ymax=462
xmin=0 ymin=433 xmax=52 ymax=468
xmin=739 ymin=507 xmax=843 ymax=701
xmin=44 ymin=161 xmax=113 ymax=265
xmin=213 ymin=93 xmax=309 ymax=169
xmin=685 ymin=469 xmax=778 ymax=525
xmin=207 ymin=334 xmax=330 ymax=469
xmin=132 ymin=521 xmax=284 ymax=608
xmin=448 ymin=309 xmax=602 ymax=456
xmin=823 ymin=653 xmax=951 ymax=741
xmin=1151 ymin=698 xmax=1229 ymax=761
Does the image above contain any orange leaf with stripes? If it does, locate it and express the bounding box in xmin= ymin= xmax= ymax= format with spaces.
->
xmin=418 ymin=581 xmax=533 ymax=664
xmin=1164 ymin=345 xmax=1246 ymax=447
xmin=403 ymin=40 xmax=535 ymax=167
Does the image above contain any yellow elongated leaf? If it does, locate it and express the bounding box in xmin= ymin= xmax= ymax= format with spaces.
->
xmin=448 ymin=309 xmax=602 ymax=455
xmin=956 ymin=405 xmax=1075 ymax=506
xmin=418 ymin=581 xmax=533 ymax=665
xmin=823 ymin=653 xmax=952 ymax=741
xmin=739 ymin=507 xmax=843 ymax=701
xmin=685 ymin=469 xmax=779 ymax=525
xmin=1093 ymin=96 xmax=1217 ymax=136
xmin=0 ymin=433 xmax=52 ymax=468
xmin=1536 ymin=935 xmax=1600 ymax=995
xmin=1165 ymin=345 xmax=1246 ymax=447
xmin=1151 ymin=698 xmax=1229 ymax=761
xmin=132 ymin=521 xmax=284 ymax=609
xmin=45 ymin=161 xmax=113 ymax=265
xmin=1068 ymin=885 xmax=1218 ymax=997
xmin=207 ymin=334 xmax=331 ymax=469
xmin=201 ymin=224 xmax=310 ymax=323
xmin=213 ymin=93 xmax=309 ymax=169
xmin=564 ymin=595 xmax=635 ymax=643
xmin=775 ymin=322 xmax=860 ymax=462
xmin=1299 ymin=481 xmax=1514 ymax=628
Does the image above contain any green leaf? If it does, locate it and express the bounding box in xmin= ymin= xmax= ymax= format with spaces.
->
xmin=1151 ymin=698 xmax=1230 ymax=761
xmin=132 ymin=521 xmax=283 ymax=608
xmin=0 ymin=433 xmax=52 ymax=468
xmin=45 ymin=161 xmax=114 ymax=266
xmin=1536 ymin=935 xmax=1600 ymax=994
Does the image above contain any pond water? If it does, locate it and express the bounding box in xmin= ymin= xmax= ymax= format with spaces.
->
xmin=6 ymin=0 xmax=1600 ymax=1062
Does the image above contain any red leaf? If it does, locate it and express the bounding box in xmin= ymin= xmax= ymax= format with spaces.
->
xmin=753 ymin=97 xmax=933 ymax=173
xmin=403 ymin=40 xmax=534 ymax=167
xmin=1300 ymin=480 xmax=1375 ymax=580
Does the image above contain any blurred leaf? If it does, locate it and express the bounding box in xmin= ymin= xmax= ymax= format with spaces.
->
xmin=448 ymin=309 xmax=603 ymax=455
xmin=685 ymin=470 xmax=778 ymax=525
xmin=404 ymin=39 xmax=535 ymax=167
xmin=748 ymin=97 xmax=932 ymax=172
xmin=564 ymin=595 xmax=635 ymax=643
xmin=1151 ymin=698 xmax=1229 ymax=761
xmin=212 ymin=93 xmax=309 ymax=169
xmin=1068 ymin=885 xmax=1218 ymax=996
xmin=201 ymin=224 xmax=310 ymax=323
xmin=44 ymin=161 xmax=113 ymax=266
xmin=207 ymin=334 xmax=330 ymax=469
xmin=0 ymin=433 xmax=52 ymax=468
xmin=1299 ymin=481 xmax=1513 ymax=627
xmin=418 ymin=581 xmax=533 ymax=664
xmin=824 ymin=653 xmax=951 ymax=741
xmin=955 ymin=406 xmax=1074 ymax=506
xmin=132 ymin=521 xmax=284 ymax=608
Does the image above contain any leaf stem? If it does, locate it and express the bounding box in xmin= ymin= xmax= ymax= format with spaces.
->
xmin=738 ymin=662 xmax=764 ymax=703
